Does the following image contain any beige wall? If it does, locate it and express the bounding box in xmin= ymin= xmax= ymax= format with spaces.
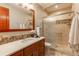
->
xmin=72 ymin=3 xmax=79 ymax=12
xmin=33 ymin=4 xmax=47 ymax=28
xmin=33 ymin=4 xmax=47 ymax=36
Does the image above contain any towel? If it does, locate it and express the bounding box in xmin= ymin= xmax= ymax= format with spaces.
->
xmin=69 ymin=14 xmax=79 ymax=50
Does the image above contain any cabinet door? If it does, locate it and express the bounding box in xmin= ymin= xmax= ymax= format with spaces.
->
xmin=10 ymin=50 xmax=23 ymax=56
xmin=23 ymin=45 xmax=34 ymax=56
xmin=38 ymin=47 xmax=45 ymax=56
xmin=32 ymin=39 xmax=45 ymax=56
xmin=32 ymin=43 xmax=39 ymax=56
xmin=23 ymin=39 xmax=45 ymax=56
xmin=36 ymin=39 xmax=45 ymax=56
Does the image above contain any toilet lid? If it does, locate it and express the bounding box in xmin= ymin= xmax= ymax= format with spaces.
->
xmin=45 ymin=42 xmax=51 ymax=47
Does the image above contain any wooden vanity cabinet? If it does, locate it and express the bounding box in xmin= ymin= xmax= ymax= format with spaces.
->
xmin=10 ymin=50 xmax=23 ymax=56
xmin=33 ymin=39 xmax=45 ymax=56
xmin=23 ymin=39 xmax=45 ymax=56
xmin=10 ymin=39 xmax=45 ymax=56
xmin=23 ymin=44 xmax=34 ymax=56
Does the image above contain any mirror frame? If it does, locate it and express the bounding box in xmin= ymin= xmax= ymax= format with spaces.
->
xmin=0 ymin=7 xmax=35 ymax=32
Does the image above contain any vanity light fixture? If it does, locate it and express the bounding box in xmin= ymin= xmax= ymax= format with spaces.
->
xmin=23 ymin=4 xmax=34 ymax=10
xmin=17 ymin=3 xmax=34 ymax=10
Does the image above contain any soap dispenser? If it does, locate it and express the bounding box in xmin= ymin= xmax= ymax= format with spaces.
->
xmin=35 ymin=26 xmax=40 ymax=37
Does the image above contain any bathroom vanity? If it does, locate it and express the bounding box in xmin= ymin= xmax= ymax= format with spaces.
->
xmin=11 ymin=38 xmax=45 ymax=56
xmin=0 ymin=4 xmax=45 ymax=56
xmin=0 ymin=37 xmax=45 ymax=56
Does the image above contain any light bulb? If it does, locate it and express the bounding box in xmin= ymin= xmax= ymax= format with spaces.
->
xmin=55 ymin=5 xmax=58 ymax=8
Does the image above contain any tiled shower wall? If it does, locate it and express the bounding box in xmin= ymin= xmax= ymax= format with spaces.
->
xmin=43 ymin=20 xmax=70 ymax=47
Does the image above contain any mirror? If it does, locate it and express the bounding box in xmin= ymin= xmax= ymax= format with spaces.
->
xmin=0 ymin=3 xmax=35 ymax=32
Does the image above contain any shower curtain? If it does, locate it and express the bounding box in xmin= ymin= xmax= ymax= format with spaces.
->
xmin=69 ymin=13 xmax=79 ymax=53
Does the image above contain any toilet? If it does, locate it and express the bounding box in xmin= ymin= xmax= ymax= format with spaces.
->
xmin=45 ymin=42 xmax=51 ymax=47
xmin=45 ymin=42 xmax=52 ymax=55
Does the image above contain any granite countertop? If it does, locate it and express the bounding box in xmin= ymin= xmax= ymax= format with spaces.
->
xmin=0 ymin=37 xmax=45 ymax=56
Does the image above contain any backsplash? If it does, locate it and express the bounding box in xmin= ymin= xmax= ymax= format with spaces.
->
xmin=0 ymin=31 xmax=34 ymax=45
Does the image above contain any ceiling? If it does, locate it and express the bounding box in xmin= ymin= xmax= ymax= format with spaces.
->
xmin=38 ymin=3 xmax=56 ymax=9
xmin=9 ymin=3 xmax=73 ymax=16
xmin=37 ymin=3 xmax=72 ymax=15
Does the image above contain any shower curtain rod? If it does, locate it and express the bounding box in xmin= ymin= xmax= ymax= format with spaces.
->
xmin=51 ymin=11 xmax=79 ymax=17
